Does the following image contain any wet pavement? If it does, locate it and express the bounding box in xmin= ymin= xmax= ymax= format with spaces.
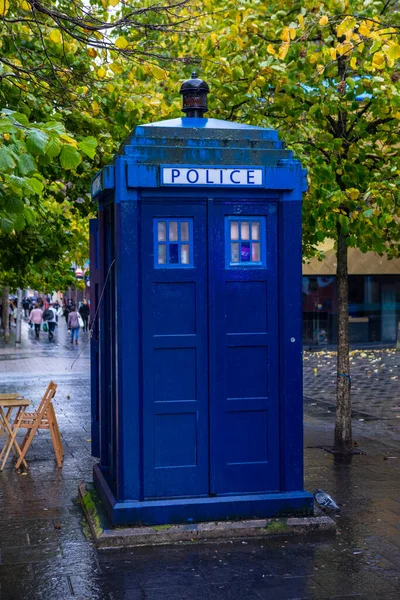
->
xmin=0 ymin=321 xmax=400 ymax=599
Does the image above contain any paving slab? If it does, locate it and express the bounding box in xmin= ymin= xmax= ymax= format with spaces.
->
xmin=0 ymin=322 xmax=399 ymax=599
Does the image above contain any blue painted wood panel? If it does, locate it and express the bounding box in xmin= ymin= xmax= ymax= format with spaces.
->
xmin=89 ymin=218 xmax=100 ymax=458
xmin=209 ymin=201 xmax=280 ymax=495
xmin=141 ymin=202 xmax=209 ymax=499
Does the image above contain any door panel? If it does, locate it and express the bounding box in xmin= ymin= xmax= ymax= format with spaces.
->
xmin=141 ymin=203 xmax=209 ymax=499
xmin=209 ymin=201 xmax=280 ymax=495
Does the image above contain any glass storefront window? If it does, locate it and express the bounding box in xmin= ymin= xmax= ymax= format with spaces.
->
xmin=303 ymin=275 xmax=400 ymax=346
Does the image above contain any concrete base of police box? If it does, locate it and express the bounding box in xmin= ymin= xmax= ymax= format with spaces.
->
xmin=78 ymin=481 xmax=336 ymax=550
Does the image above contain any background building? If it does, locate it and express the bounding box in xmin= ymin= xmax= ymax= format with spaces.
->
xmin=303 ymin=241 xmax=400 ymax=347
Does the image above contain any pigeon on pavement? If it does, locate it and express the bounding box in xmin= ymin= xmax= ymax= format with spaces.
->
xmin=314 ymin=488 xmax=341 ymax=512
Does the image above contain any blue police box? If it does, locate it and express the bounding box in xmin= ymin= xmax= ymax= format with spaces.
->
xmin=90 ymin=73 xmax=313 ymax=526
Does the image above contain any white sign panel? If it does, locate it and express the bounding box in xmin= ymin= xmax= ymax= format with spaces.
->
xmin=162 ymin=167 xmax=263 ymax=187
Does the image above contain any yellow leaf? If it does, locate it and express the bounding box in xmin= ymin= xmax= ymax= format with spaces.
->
xmin=319 ymin=15 xmax=328 ymax=27
xmin=256 ymin=76 xmax=265 ymax=87
xmin=3 ymin=133 xmax=10 ymax=141
xmin=372 ymin=51 xmax=385 ymax=70
xmin=150 ymin=64 xmax=167 ymax=80
xmin=280 ymin=27 xmax=290 ymax=42
xmin=97 ymin=67 xmax=107 ymax=79
xmin=115 ymin=36 xmax=129 ymax=50
xmin=106 ymin=83 xmax=115 ymax=93
xmin=92 ymin=101 xmax=100 ymax=115
xmin=358 ymin=21 xmax=371 ymax=37
xmin=298 ymin=14 xmax=305 ymax=30
xmin=350 ymin=56 xmax=357 ymax=69
xmin=86 ymin=48 xmax=97 ymax=58
xmin=110 ymin=63 xmax=123 ymax=74
xmin=279 ymin=43 xmax=290 ymax=60
xmin=20 ymin=0 xmax=30 ymax=10
xmin=336 ymin=42 xmax=353 ymax=56
xmin=309 ymin=53 xmax=319 ymax=64
xmin=0 ymin=0 xmax=9 ymax=16
xmin=337 ymin=17 xmax=356 ymax=38
xmin=210 ymin=32 xmax=218 ymax=45
xmin=109 ymin=0 xmax=120 ymax=5
xmin=387 ymin=43 xmax=400 ymax=61
xmin=149 ymin=98 xmax=161 ymax=107
xmin=289 ymin=27 xmax=296 ymax=40
xmin=316 ymin=64 xmax=325 ymax=75
xmin=267 ymin=44 xmax=276 ymax=55
xmin=49 ymin=29 xmax=62 ymax=44
xmin=348 ymin=188 xmax=360 ymax=200
xmin=60 ymin=133 xmax=78 ymax=147
xmin=330 ymin=48 xmax=337 ymax=60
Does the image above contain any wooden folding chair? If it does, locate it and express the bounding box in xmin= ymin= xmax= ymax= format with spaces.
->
xmin=14 ymin=381 xmax=64 ymax=469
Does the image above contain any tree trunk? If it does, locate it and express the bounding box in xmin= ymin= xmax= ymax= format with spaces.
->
xmin=334 ymin=227 xmax=352 ymax=453
xmin=15 ymin=288 xmax=23 ymax=345
xmin=2 ymin=286 xmax=10 ymax=343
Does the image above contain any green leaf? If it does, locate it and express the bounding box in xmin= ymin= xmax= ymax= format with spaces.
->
xmin=46 ymin=138 xmax=62 ymax=158
xmin=0 ymin=147 xmax=16 ymax=171
xmin=24 ymin=207 xmax=35 ymax=226
xmin=43 ymin=122 xmax=65 ymax=135
xmin=0 ymin=218 xmax=14 ymax=233
xmin=26 ymin=129 xmax=49 ymax=155
xmin=78 ymin=136 xmax=97 ymax=159
xmin=27 ymin=177 xmax=44 ymax=195
xmin=346 ymin=77 xmax=356 ymax=89
xmin=370 ymin=39 xmax=382 ymax=54
xmin=18 ymin=153 xmax=36 ymax=176
xmin=13 ymin=213 xmax=26 ymax=231
xmin=11 ymin=112 xmax=30 ymax=126
xmin=0 ymin=119 xmax=18 ymax=134
xmin=2 ymin=196 xmax=25 ymax=214
xmin=60 ymin=145 xmax=82 ymax=170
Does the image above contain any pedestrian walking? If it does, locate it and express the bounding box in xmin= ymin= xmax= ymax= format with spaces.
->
xmin=68 ymin=307 xmax=80 ymax=345
xmin=42 ymin=303 xmax=57 ymax=342
xmin=22 ymin=298 xmax=30 ymax=318
xmin=63 ymin=303 xmax=70 ymax=328
xmin=11 ymin=302 xmax=18 ymax=326
xmin=29 ymin=303 xmax=43 ymax=339
xmin=79 ymin=299 xmax=90 ymax=333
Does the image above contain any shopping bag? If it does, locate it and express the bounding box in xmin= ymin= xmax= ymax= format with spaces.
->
xmin=42 ymin=322 xmax=48 ymax=332
xmin=78 ymin=314 xmax=84 ymax=328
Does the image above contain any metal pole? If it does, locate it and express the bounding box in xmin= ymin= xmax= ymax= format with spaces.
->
xmin=15 ymin=288 xmax=23 ymax=345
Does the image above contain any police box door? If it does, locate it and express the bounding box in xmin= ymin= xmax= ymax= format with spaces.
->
xmin=208 ymin=200 xmax=279 ymax=495
xmin=141 ymin=200 xmax=279 ymax=499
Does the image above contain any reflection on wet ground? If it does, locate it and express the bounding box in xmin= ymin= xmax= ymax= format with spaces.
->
xmin=0 ymin=324 xmax=399 ymax=599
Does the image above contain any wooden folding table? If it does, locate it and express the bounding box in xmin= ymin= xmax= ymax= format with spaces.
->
xmin=0 ymin=397 xmax=30 ymax=470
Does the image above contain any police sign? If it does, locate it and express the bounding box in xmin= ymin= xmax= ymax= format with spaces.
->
xmin=162 ymin=167 xmax=263 ymax=187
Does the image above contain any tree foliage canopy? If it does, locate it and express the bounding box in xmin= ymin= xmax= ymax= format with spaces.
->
xmin=191 ymin=0 xmax=400 ymax=258
xmin=1 ymin=0 xmax=400 ymax=294
xmin=0 ymin=0 xmax=192 ymax=290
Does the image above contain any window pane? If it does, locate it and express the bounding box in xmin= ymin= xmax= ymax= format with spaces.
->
xmin=169 ymin=221 xmax=178 ymax=241
xmin=181 ymin=221 xmax=189 ymax=242
xmin=251 ymin=221 xmax=260 ymax=240
xmin=252 ymin=242 xmax=260 ymax=262
xmin=231 ymin=242 xmax=239 ymax=262
xmin=181 ymin=244 xmax=190 ymax=264
xmin=241 ymin=242 xmax=250 ymax=261
xmin=230 ymin=221 xmax=239 ymax=240
xmin=241 ymin=221 xmax=250 ymax=240
xmin=169 ymin=243 xmax=179 ymax=263
xmin=157 ymin=221 xmax=166 ymax=242
xmin=158 ymin=244 xmax=167 ymax=264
